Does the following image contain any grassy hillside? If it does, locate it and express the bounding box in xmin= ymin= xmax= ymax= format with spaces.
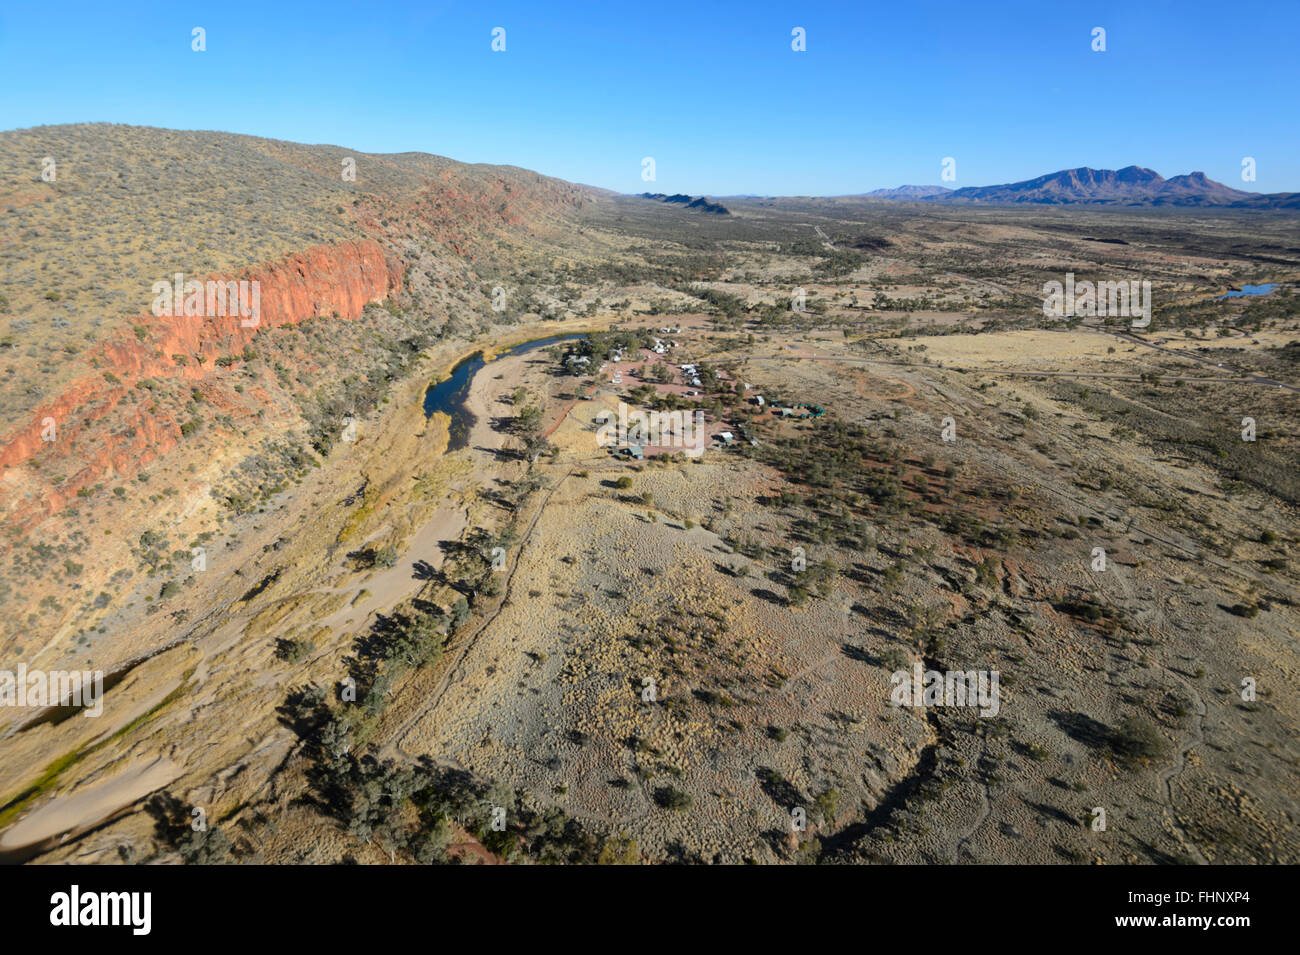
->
xmin=0 ymin=123 xmax=594 ymax=654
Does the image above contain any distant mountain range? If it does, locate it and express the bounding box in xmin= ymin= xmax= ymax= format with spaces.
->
xmin=636 ymin=193 xmax=731 ymax=215
xmin=864 ymin=184 xmax=955 ymax=201
xmin=861 ymin=166 xmax=1300 ymax=209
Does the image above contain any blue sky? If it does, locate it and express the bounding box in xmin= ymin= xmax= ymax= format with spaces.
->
xmin=2 ymin=0 xmax=1297 ymax=195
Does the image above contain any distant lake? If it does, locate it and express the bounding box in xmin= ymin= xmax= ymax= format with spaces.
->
xmin=1217 ymin=283 xmax=1278 ymax=299
xmin=422 ymin=333 xmax=586 ymax=451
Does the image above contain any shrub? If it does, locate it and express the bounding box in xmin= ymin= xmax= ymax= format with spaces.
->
xmin=275 ymin=637 xmax=315 ymax=663
xmin=450 ymin=597 xmax=471 ymax=630
xmin=384 ymin=611 xmax=445 ymax=669
xmin=1055 ymin=598 xmax=1103 ymax=622
xmin=880 ymin=646 xmax=910 ymax=670
xmin=813 ymin=788 xmax=839 ymax=825
xmin=653 ymin=786 xmax=692 ymax=811
xmin=1109 ymin=715 xmax=1167 ymax=765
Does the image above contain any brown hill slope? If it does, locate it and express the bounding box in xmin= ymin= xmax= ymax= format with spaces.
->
xmin=0 ymin=123 xmax=592 ymax=653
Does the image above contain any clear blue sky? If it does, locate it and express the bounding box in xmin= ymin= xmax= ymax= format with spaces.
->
xmin=2 ymin=0 xmax=1297 ymax=195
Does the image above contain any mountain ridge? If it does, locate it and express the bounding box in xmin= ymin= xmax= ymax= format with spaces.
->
xmin=635 ymin=192 xmax=731 ymax=214
xmin=860 ymin=165 xmax=1298 ymax=208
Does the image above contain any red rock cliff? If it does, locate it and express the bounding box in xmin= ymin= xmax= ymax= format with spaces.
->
xmin=0 ymin=240 xmax=403 ymax=521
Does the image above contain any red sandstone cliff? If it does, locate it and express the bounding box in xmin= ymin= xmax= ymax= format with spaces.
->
xmin=0 ymin=240 xmax=403 ymax=522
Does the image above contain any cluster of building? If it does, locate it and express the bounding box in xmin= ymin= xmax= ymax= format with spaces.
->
xmin=587 ymin=341 xmax=742 ymax=459
xmin=568 ymin=330 xmax=819 ymax=463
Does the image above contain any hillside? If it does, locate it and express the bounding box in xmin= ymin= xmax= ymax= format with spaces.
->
xmin=0 ymin=123 xmax=592 ymax=657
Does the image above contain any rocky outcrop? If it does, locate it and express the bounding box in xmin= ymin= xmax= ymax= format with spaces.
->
xmin=0 ymin=240 xmax=402 ymax=523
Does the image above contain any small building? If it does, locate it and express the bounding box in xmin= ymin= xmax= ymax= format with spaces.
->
xmin=715 ymin=431 xmax=735 ymax=445
xmin=753 ymin=395 xmax=765 ymax=407
xmin=623 ymin=444 xmax=644 ymax=460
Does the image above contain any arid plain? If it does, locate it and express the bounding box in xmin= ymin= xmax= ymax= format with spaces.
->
xmin=1 ymin=125 xmax=1297 ymax=864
